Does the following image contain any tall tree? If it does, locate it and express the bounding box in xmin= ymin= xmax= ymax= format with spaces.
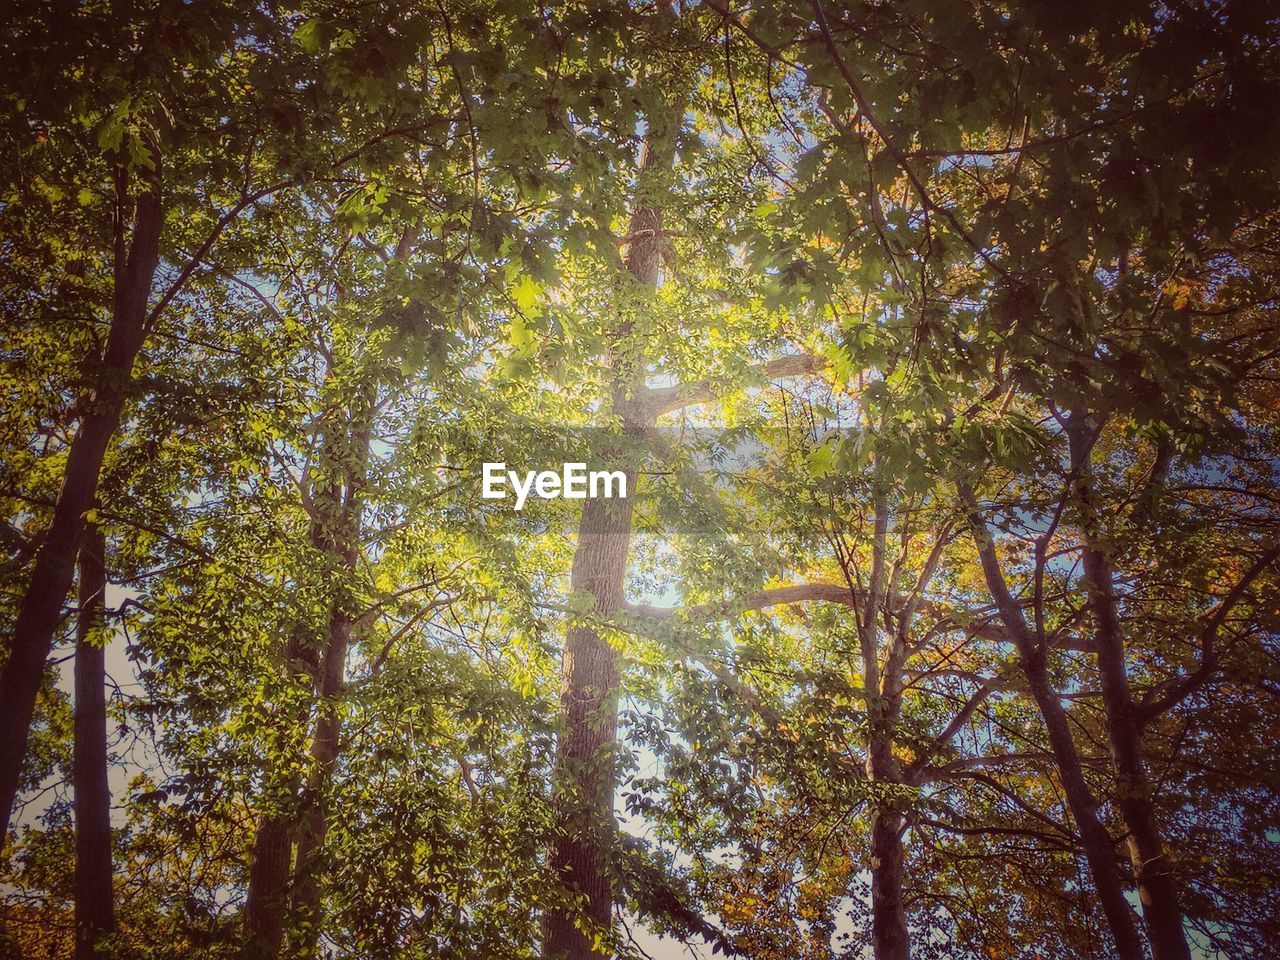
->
xmin=541 ymin=65 xmax=681 ymax=960
xmin=73 ymin=523 xmax=114 ymax=960
xmin=539 ymin=6 xmax=825 ymax=948
xmin=2 ymin=0 xmax=317 ymax=838
xmin=1063 ymin=411 xmax=1190 ymax=960
xmin=3 ymin=3 xmax=1280 ymax=958
xmin=0 ymin=105 xmax=161 ymax=842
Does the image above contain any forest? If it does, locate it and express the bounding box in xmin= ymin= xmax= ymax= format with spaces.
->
xmin=2 ymin=1 xmax=1279 ymax=958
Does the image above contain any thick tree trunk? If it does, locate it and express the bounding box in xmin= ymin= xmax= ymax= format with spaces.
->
xmin=542 ymin=127 xmax=673 ymax=957
xmin=962 ymin=486 xmax=1146 ymax=960
xmin=869 ymin=810 xmax=909 ymax=960
xmin=242 ymin=812 xmax=295 ymax=960
xmin=1066 ymin=414 xmax=1190 ymax=960
xmin=74 ymin=524 xmax=115 ymax=960
xmin=543 ymin=492 xmax=635 ymax=959
xmin=0 ymin=169 xmax=163 ymax=840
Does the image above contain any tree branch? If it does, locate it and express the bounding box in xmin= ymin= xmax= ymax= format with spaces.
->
xmin=622 ymin=582 xmax=1006 ymax=647
xmin=639 ymin=352 xmax=825 ymax=419
xmin=1138 ymin=540 xmax=1280 ymax=721
xmin=911 ymin=673 xmax=1016 ymax=773
xmin=622 ymin=582 xmax=856 ymax=621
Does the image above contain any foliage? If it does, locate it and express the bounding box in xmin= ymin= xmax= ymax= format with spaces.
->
xmin=2 ymin=2 xmax=1278 ymax=959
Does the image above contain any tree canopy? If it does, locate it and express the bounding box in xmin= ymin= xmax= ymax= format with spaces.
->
xmin=2 ymin=2 xmax=1278 ymax=959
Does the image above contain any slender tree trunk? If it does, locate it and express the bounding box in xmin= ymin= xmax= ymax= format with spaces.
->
xmin=240 ymin=494 xmax=342 ymax=960
xmin=241 ymin=616 xmax=321 ymax=960
xmin=285 ymin=611 xmax=352 ymax=959
xmin=542 ymin=122 xmax=676 ymax=958
xmin=0 ymin=166 xmax=163 ymax=840
xmin=961 ymin=485 xmax=1146 ymax=960
xmin=241 ymin=235 xmax=399 ymax=959
xmin=1017 ymin=642 xmax=1145 ymax=959
xmin=241 ymin=434 xmax=346 ymax=960
xmin=1065 ymin=414 xmax=1190 ymax=960
xmin=286 ymin=397 xmax=372 ymax=959
xmin=74 ymin=524 xmax=115 ymax=960
xmin=859 ymin=489 xmax=910 ymax=960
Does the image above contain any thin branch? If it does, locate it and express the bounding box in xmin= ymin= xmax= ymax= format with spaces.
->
xmin=1138 ymin=541 xmax=1280 ymax=721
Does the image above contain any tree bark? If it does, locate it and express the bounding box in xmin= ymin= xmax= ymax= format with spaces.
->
xmin=961 ymin=484 xmax=1146 ymax=960
xmin=866 ymin=709 xmax=910 ymax=960
xmin=240 ymin=453 xmax=351 ymax=960
xmin=241 ymin=428 xmax=349 ymax=960
xmin=542 ymin=122 xmax=676 ymax=959
xmin=1016 ymin=639 xmax=1144 ymax=960
xmin=0 ymin=164 xmax=163 ymax=840
xmin=860 ymin=489 xmax=912 ymax=960
xmin=1065 ymin=413 xmax=1190 ymax=960
xmin=869 ymin=811 xmax=909 ymax=960
xmin=74 ymin=524 xmax=115 ymax=960
xmin=286 ymin=394 xmax=373 ymax=960
xmin=242 ymin=811 xmax=295 ymax=960
xmin=284 ymin=610 xmax=353 ymax=959
xmin=543 ymin=491 xmax=635 ymax=960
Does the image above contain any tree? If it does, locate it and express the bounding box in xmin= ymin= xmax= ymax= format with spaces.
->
xmin=73 ymin=524 xmax=114 ymax=960
xmin=2 ymin=0 xmax=367 ymax=838
xmin=717 ymin=0 xmax=1280 ymax=954
xmin=3 ymin=2 xmax=1279 ymax=958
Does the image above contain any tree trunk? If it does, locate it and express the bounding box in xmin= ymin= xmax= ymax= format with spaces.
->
xmin=1017 ymin=642 xmax=1145 ymax=960
xmin=74 ymin=524 xmax=115 ymax=960
xmin=869 ymin=810 xmax=909 ymax=960
xmin=241 ymin=242 xmax=393 ymax=959
xmin=867 ymin=717 xmax=909 ymax=960
xmin=542 ymin=492 xmax=635 ymax=960
xmin=242 ymin=812 xmax=295 ymax=960
xmin=961 ymin=485 xmax=1146 ymax=960
xmin=0 ymin=166 xmax=163 ymax=840
xmin=242 ymin=606 xmax=327 ymax=958
xmin=284 ymin=610 xmax=352 ymax=959
xmin=240 ymin=535 xmax=339 ymax=960
xmin=241 ymin=440 xmax=346 ymax=960
xmin=861 ymin=490 xmax=911 ymax=960
xmin=542 ymin=123 xmax=676 ymax=958
xmin=1065 ymin=413 xmax=1190 ymax=960
xmin=286 ymin=398 xmax=372 ymax=959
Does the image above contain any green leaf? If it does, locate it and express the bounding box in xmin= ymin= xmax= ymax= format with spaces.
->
xmin=512 ymin=274 xmax=541 ymax=317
